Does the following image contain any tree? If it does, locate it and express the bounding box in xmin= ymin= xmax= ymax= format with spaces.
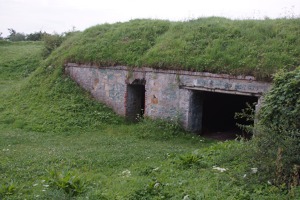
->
xmin=26 ymin=31 xmax=45 ymax=41
xmin=8 ymin=28 xmax=16 ymax=36
xmin=7 ymin=28 xmax=26 ymax=41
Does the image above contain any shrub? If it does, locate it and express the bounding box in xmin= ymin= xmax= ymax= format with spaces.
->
xmin=42 ymin=33 xmax=64 ymax=57
xmin=252 ymin=67 xmax=300 ymax=187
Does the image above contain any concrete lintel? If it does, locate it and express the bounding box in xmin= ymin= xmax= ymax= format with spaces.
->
xmin=181 ymin=86 xmax=261 ymax=97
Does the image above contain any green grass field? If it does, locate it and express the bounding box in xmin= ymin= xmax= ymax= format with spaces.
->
xmin=0 ymin=41 xmax=299 ymax=199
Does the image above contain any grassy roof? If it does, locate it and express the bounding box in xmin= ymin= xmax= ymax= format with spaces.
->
xmin=57 ymin=17 xmax=300 ymax=80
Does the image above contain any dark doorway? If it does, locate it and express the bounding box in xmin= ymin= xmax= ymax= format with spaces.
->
xmin=202 ymin=91 xmax=257 ymax=139
xmin=126 ymin=84 xmax=145 ymax=121
xmin=188 ymin=90 xmax=258 ymax=139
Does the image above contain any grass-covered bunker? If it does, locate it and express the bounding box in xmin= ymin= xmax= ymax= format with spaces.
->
xmin=65 ymin=64 xmax=270 ymax=134
xmin=60 ymin=18 xmax=299 ymax=135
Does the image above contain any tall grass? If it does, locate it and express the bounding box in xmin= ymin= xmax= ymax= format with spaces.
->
xmin=55 ymin=17 xmax=300 ymax=80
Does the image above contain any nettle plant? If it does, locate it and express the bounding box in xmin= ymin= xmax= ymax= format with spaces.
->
xmin=253 ymin=67 xmax=300 ymax=188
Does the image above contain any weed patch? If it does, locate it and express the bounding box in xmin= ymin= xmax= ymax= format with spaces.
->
xmin=129 ymin=180 xmax=173 ymax=199
xmin=0 ymin=181 xmax=16 ymax=198
xmin=46 ymin=169 xmax=87 ymax=196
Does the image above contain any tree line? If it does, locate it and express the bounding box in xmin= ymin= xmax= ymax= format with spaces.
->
xmin=0 ymin=29 xmax=48 ymax=41
xmin=0 ymin=27 xmax=77 ymax=42
xmin=0 ymin=28 xmax=78 ymax=57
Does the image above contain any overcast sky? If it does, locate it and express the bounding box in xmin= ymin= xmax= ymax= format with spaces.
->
xmin=0 ymin=0 xmax=299 ymax=37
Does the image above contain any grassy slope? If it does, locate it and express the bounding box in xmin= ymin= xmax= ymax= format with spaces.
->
xmin=1 ymin=42 xmax=299 ymax=199
xmin=0 ymin=41 xmax=122 ymax=133
xmin=0 ymin=41 xmax=43 ymax=81
xmin=58 ymin=18 xmax=300 ymax=80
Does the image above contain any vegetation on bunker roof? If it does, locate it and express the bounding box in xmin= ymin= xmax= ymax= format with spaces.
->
xmin=54 ymin=17 xmax=300 ymax=80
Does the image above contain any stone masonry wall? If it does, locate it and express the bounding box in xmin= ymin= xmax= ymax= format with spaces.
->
xmin=65 ymin=63 xmax=271 ymax=131
xmin=65 ymin=64 xmax=128 ymax=115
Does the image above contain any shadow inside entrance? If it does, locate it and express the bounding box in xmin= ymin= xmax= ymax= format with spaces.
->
xmin=126 ymin=83 xmax=145 ymax=122
xmin=189 ymin=90 xmax=258 ymax=140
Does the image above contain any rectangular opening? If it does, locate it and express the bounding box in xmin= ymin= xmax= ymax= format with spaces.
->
xmin=126 ymin=84 xmax=145 ymax=121
xmin=188 ymin=90 xmax=258 ymax=140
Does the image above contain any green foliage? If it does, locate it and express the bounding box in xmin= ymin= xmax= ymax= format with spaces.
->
xmin=0 ymin=181 xmax=16 ymax=198
xmin=235 ymin=102 xmax=256 ymax=135
xmin=5 ymin=29 xmax=64 ymax=42
xmin=178 ymin=153 xmax=207 ymax=169
xmin=47 ymin=169 xmax=87 ymax=196
xmin=7 ymin=28 xmax=26 ymax=41
xmin=253 ymin=67 xmax=300 ymax=187
xmin=42 ymin=33 xmax=64 ymax=57
xmin=259 ymin=67 xmax=300 ymax=131
xmin=26 ymin=31 xmax=45 ymax=41
xmin=129 ymin=180 xmax=172 ymax=199
xmin=54 ymin=17 xmax=300 ymax=80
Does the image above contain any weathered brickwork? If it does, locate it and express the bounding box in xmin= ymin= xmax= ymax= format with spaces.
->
xmin=65 ymin=63 xmax=271 ymax=132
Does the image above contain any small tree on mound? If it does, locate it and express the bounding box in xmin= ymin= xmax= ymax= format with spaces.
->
xmin=253 ymin=67 xmax=300 ymax=187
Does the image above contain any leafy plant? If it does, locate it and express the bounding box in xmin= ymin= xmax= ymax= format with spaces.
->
xmin=47 ymin=169 xmax=87 ymax=196
xmin=0 ymin=181 xmax=16 ymax=198
xmin=234 ymin=102 xmax=256 ymax=135
xmin=129 ymin=180 xmax=172 ymax=199
xmin=253 ymin=67 xmax=300 ymax=187
xmin=178 ymin=153 xmax=206 ymax=169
